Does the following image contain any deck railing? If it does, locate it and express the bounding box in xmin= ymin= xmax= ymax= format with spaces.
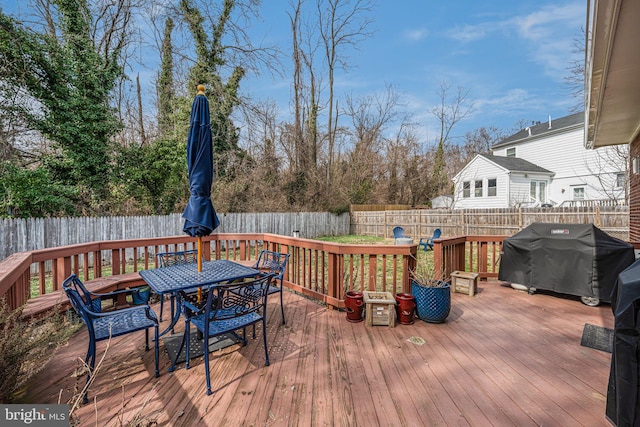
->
xmin=0 ymin=233 xmax=418 ymax=312
xmin=432 ymin=235 xmax=506 ymax=281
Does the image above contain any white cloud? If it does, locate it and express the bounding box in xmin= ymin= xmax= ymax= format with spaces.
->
xmin=403 ymin=28 xmax=429 ymax=42
xmin=516 ymin=3 xmax=584 ymax=42
xmin=446 ymin=23 xmax=493 ymax=43
xmin=445 ymin=2 xmax=584 ymax=81
xmin=473 ymin=88 xmax=536 ymax=113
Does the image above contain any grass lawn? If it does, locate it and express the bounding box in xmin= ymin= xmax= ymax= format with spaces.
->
xmin=315 ymin=235 xmax=392 ymax=245
xmin=318 ymin=234 xmax=433 ymax=263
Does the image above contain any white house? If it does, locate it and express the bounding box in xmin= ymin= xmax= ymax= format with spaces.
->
xmin=452 ymin=112 xmax=627 ymax=209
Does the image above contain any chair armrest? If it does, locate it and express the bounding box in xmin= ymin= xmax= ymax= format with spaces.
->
xmin=85 ymin=304 xmax=158 ymax=323
xmin=181 ymin=299 xmax=204 ymax=315
xmin=88 ymin=287 xmax=139 ymax=299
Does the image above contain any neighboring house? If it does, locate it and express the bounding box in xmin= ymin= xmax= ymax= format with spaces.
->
xmin=452 ymin=112 xmax=627 ymax=209
xmin=585 ymin=0 xmax=640 ymax=241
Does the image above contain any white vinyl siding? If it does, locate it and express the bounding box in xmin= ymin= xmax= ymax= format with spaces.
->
xmin=453 ymin=157 xmax=510 ymax=208
xmin=492 ymin=126 xmax=626 ymax=205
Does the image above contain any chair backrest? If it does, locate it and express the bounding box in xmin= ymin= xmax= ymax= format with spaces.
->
xmin=433 ymin=228 xmax=442 ymax=239
xmin=253 ymin=250 xmax=289 ymax=281
xmin=62 ymin=275 xmax=99 ymax=325
xmin=157 ymin=250 xmax=199 ymax=267
xmin=393 ymin=226 xmax=405 ymax=238
xmin=205 ymin=274 xmax=274 ymax=324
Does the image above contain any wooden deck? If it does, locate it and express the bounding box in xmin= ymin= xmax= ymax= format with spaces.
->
xmin=20 ymin=281 xmax=614 ymax=426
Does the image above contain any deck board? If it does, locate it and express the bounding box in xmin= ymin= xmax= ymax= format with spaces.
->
xmin=19 ymin=281 xmax=614 ymax=426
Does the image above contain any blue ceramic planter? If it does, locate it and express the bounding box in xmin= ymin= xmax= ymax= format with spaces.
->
xmin=411 ymin=280 xmax=450 ymax=323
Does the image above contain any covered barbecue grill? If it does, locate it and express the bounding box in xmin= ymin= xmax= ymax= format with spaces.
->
xmin=498 ymin=223 xmax=635 ymax=305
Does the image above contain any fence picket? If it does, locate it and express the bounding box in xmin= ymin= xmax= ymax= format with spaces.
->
xmin=0 ymin=212 xmax=350 ymax=261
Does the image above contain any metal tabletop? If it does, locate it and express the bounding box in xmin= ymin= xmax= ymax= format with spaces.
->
xmin=140 ymin=259 xmax=259 ymax=294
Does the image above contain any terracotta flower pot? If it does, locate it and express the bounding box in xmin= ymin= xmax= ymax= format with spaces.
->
xmin=345 ymin=291 xmax=364 ymax=322
xmin=395 ymin=292 xmax=416 ymax=324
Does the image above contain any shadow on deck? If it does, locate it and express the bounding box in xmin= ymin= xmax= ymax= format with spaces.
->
xmin=20 ymin=281 xmax=613 ymax=426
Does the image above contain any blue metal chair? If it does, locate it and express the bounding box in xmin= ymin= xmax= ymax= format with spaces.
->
xmin=253 ymin=250 xmax=290 ymax=324
xmin=418 ymin=228 xmax=442 ymax=251
xmin=156 ymin=250 xmax=198 ymax=322
xmin=392 ymin=226 xmax=405 ymax=239
xmin=175 ymin=274 xmax=274 ymax=395
xmin=62 ymin=274 xmax=159 ymax=403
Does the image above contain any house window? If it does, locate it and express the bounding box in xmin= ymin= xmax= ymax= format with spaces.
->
xmin=530 ymin=182 xmax=536 ymax=199
xmin=573 ymin=187 xmax=585 ymax=200
xmin=616 ymin=173 xmax=625 ymax=188
xmin=463 ymin=181 xmax=470 ymax=198
xmin=487 ymin=178 xmax=497 ymax=197
xmin=506 ymin=147 xmax=516 ymax=157
xmin=530 ymin=180 xmax=547 ymax=203
xmin=474 ymin=180 xmax=483 ymax=197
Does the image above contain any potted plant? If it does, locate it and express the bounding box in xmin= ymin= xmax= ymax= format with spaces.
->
xmin=410 ymin=259 xmax=450 ymax=323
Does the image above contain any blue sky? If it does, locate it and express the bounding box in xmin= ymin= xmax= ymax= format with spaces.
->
xmin=243 ymin=0 xmax=586 ymax=144
xmin=1 ymin=0 xmax=586 ymax=146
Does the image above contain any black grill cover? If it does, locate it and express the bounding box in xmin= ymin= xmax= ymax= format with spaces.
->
xmin=498 ymin=222 xmax=635 ymax=301
xmin=607 ymin=259 xmax=640 ymax=425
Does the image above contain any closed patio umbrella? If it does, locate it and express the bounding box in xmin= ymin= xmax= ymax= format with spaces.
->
xmin=182 ymin=85 xmax=220 ymax=277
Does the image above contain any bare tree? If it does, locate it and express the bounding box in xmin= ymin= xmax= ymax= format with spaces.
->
xmin=288 ymin=0 xmax=322 ymax=206
xmin=584 ymin=145 xmax=629 ymax=203
xmin=317 ymin=0 xmax=375 ymax=189
xmin=339 ymin=85 xmax=400 ymax=204
xmin=430 ymin=81 xmax=473 ymax=197
xmin=565 ymin=27 xmax=586 ymax=113
xmin=388 ymin=121 xmax=426 ymax=205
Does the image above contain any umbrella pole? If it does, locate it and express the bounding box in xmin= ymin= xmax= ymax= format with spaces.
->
xmin=197 ymin=236 xmax=203 ymax=302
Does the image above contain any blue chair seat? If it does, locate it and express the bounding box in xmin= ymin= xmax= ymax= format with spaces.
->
xmin=63 ymin=274 xmax=159 ymax=404
xmin=169 ymin=274 xmax=274 ymax=395
xmin=191 ymin=310 xmax=262 ymax=337
xmin=92 ymin=308 xmax=159 ymax=341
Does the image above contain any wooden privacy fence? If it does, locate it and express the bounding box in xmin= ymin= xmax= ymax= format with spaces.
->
xmin=351 ymin=206 xmax=629 ymax=241
xmin=0 ymin=212 xmax=350 ymax=262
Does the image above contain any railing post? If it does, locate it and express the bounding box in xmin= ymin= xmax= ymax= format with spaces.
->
xmin=404 ymin=246 xmax=417 ymax=292
xmin=94 ymin=250 xmax=102 ymax=278
xmin=327 ymin=252 xmax=341 ymax=308
xmin=456 ymin=241 xmax=466 ymax=272
xmin=433 ymin=241 xmax=443 ymax=282
xmin=112 ymin=249 xmax=122 ymax=275
xmin=368 ymin=254 xmax=378 ymax=291
xmin=54 ymin=256 xmax=71 ymax=291
xmin=480 ymin=242 xmax=489 ymax=276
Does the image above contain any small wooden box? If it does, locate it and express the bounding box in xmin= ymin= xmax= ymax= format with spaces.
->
xmin=451 ymin=271 xmax=479 ymax=296
xmin=363 ymin=291 xmax=396 ymax=327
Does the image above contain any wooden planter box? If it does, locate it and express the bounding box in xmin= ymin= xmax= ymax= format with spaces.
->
xmin=451 ymin=271 xmax=479 ymax=296
xmin=363 ymin=291 xmax=396 ymax=327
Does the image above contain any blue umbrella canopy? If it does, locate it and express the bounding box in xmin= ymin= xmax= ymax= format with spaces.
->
xmin=182 ymin=86 xmax=220 ymax=237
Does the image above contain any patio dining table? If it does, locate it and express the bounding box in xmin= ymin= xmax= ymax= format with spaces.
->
xmin=140 ymin=259 xmax=260 ymax=337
